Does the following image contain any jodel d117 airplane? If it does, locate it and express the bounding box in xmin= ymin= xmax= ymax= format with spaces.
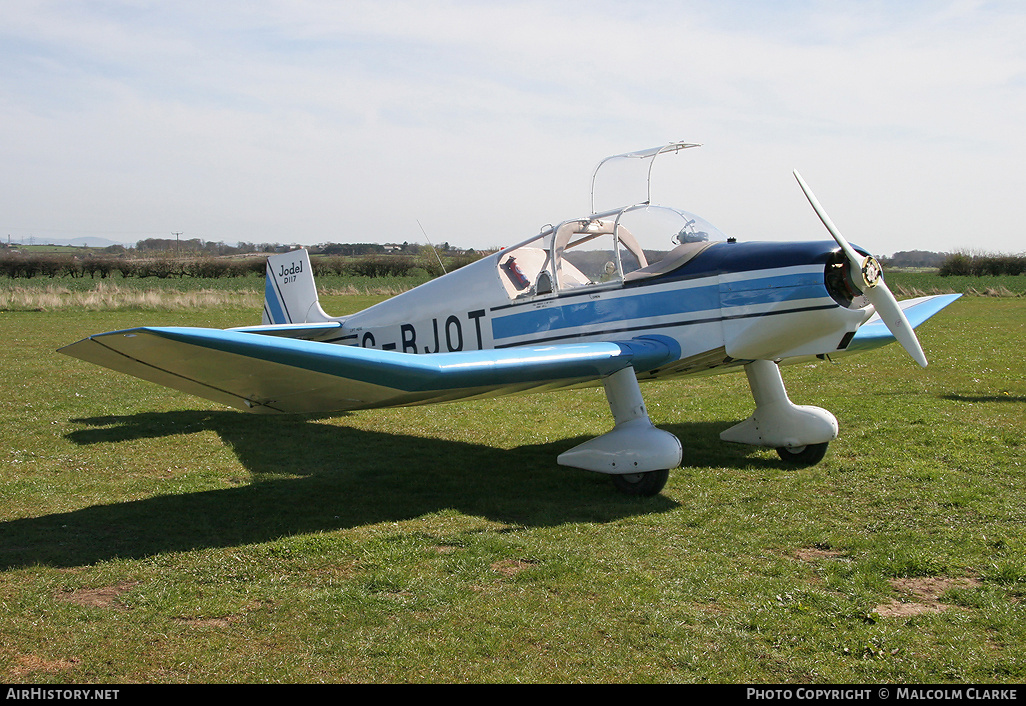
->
xmin=60 ymin=142 xmax=960 ymax=496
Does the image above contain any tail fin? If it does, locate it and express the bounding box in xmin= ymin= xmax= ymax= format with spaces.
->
xmin=262 ymin=249 xmax=332 ymax=324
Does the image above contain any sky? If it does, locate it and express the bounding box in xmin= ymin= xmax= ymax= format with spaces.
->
xmin=2 ymin=0 xmax=1024 ymax=256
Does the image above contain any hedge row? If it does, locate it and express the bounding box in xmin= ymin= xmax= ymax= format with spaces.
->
xmin=939 ymin=253 xmax=1026 ymax=277
xmin=0 ymin=254 xmax=268 ymax=279
xmin=311 ymin=253 xmax=481 ymax=278
xmin=0 ymin=252 xmax=484 ymax=279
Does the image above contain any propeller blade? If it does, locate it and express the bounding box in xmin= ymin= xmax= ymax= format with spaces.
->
xmin=793 ymin=170 xmax=928 ymax=367
xmin=864 ymin=278 xmax=929 ymax=367
xmin=793 ymin=170 xmax=861 ymax=263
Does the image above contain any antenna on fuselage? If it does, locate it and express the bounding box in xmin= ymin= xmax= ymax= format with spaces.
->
xmin=417 ymin=219 xmax=447 ymax=275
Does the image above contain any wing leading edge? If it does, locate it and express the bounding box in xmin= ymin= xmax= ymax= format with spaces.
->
xmin=59 ymin=328 xmax=681 ymax=414
xmin=845 ymin=293 xmax=961 ymax=354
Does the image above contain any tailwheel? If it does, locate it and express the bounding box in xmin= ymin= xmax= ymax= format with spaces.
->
xmin=776 ymin=442 xmax=829 ymax=466
xmin=610 ymin=469 xmax=669 ymax=497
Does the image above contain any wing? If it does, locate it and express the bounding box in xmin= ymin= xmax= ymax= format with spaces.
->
xmin=845 ymin=293 xmax=961 ymax=354
xmin=59 ymin=328 xmax=681 ymax=414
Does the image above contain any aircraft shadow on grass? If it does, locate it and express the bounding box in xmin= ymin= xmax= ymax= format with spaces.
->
xmin=0 ymin=409 xmax=769 ymax=570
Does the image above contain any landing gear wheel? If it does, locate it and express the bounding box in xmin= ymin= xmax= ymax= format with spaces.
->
xmin=610 ymin=469 xmax=669 ymax=497
xmin=775 ymin=442 xmax=829 ymax=466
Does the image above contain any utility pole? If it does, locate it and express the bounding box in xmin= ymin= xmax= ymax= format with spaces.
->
xmin=172 ymin=232 xmax=182 ymax=258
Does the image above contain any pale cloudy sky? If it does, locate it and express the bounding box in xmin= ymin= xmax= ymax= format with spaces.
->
xmin=2 ymin=0 xmax=1024 ymax=256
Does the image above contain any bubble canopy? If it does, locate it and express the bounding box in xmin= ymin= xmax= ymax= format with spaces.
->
xmin=495 ymin=144 xmax=731 ymax=300
xmin=496 ymin=204 xmax=730 ymax=299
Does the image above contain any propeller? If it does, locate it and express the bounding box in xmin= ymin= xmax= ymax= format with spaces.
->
xmin=793 ymin=170 xmax=928 ymax=367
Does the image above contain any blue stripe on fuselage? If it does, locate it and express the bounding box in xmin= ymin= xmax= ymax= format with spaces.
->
xmin=491 ymin=269 xmax=829 ymax=342
xmin=718 ymin=271 xmax=827 ymax=307
xmin=492 ymin=284 xmax=718 ymax=340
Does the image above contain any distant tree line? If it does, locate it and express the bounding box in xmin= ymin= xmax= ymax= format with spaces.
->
xmin=316 ymin=241 xmax=469 ymax=257
xmin=0 ymin=237 xmax=474 ymax=257
xmin=880 ymin=250 xmax=949 ymax=268
xmin=134 ymin=238 xmax=284 ymax=256
xmin=318 ymin=242 xmax=391 ymax=256
xmin=873 ymin=250 xmax=1024 ymax=277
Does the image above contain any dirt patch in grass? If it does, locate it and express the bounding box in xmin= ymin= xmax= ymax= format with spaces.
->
xmin=875 ymin=577 xmax=980 ymax=618
xmin=491 ymin=559 xmax=537 ymax=577
xmin=795 ymin=547 xmax=846 ymax=562
xmin=57 ymin=581 xmax=139 ymax=609
xmin=794 ymin=549 xmax=981 ymax=619
xmin=9 ymin=655 xmax=81 ymax=678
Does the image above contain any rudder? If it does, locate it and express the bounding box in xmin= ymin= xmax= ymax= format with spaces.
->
xmin=262 ymin=249 xmax=331 ymax=324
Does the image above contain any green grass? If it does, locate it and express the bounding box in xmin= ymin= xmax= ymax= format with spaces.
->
xmin=0 ymin=296 xmax=1023 ymax=683
xmin=885 ymin=271 xmax=1026 ymax=296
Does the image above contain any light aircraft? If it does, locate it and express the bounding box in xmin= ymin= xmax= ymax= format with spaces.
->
xmin=60 ymin=143 xmax=960 ymax=496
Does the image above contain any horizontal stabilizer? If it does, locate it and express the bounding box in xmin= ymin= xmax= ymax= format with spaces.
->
xmin=229 ymin=321 xmax=347 ymax=342
xmin=847 ymin=293 xmax=961 ymax=353
xmin=59 ymin=328 xmax=680 ymax=414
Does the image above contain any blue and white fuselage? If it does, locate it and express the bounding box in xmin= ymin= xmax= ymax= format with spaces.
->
xmin=262 ymin=237 xmax=876 ymax=380
xmin=60 ymin=143 xmax=960 ymax=495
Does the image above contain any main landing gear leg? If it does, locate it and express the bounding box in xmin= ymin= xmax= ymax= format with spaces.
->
xmin=720 ymin=359 xmax=837 ymax=466
xmin=557 ymin=366 xmax=682 ymax=496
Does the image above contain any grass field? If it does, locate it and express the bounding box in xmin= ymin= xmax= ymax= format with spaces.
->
xmin=0 ymin=291 xmax=1024 ymax=683
xmin=886 ymin=271 xmax=1026 ymax=297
